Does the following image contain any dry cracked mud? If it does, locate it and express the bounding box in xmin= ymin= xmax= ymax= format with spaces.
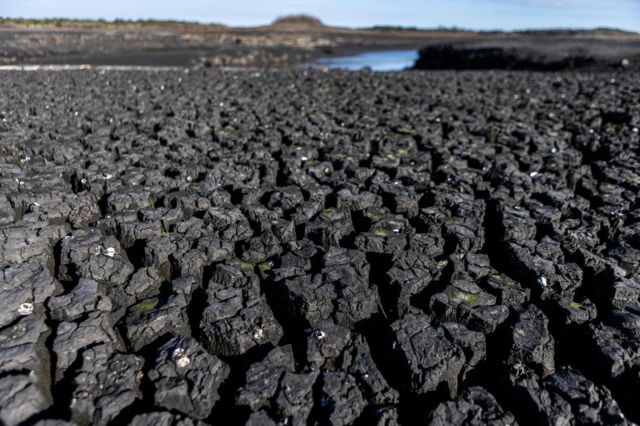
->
xmin=0 ymin=68 xmax=639 ymax=425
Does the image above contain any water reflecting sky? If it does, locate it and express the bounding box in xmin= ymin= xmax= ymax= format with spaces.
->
xmin=310 ymin=50 xmax=419 ymax=72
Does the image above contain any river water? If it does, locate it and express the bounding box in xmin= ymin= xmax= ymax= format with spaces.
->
xmin=308 ymin=49 xmax=419 ymax=72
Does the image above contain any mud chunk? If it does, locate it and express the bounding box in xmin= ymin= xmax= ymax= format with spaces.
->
xmin=148 ymin=336 xmax=229 ymax=419
xmin=0 ymin=260 xmax=58 ymax=328
xmin=354 ymin=228 xmax=407 ymax=254
xmin=0 ymin=374 xmax=52 ymax=426
xmin=305 ymin=321 xmax=351 ymax=369
xmin=108 ymin=266 xmax=163 ymax=313
xmin=441 ymin=322 xmax=487 ymax=381
xmin=129 ymin=411 xmax=205 ymax=426
xmin=388 ymin=312 xmax=465 ymax=397
xmin=338 ymin=334 xmax=400 ymax=405
xmin=0 ymin=314 xmax=52 ymax=421
xmin=203 ymin=207 xmax=253 ymax=241
xmin=236 ymin=344 xmax=318 ymax=423
xmin=605 ymin=277 xmax=640 ymax=312
xmin=544 ymin=368 xmax=628 ymax=425
xmin=236 ymin=345 xmax=296 ymax=411
xmin=508 ymin=305 xmax=555 ymax=377
xmin=200 ymin=262 xmax=282 ymax=356
xmin=70 ymin=344 xmax=143 ymax=426
xmin=305 ymin=208 xmax=354 ymax=249
xmin=194 ymin=235 xmax=234 ymax=262
xmin=120 ymin=277 xmax=192 ymax=351
xmin=246 ymin=411 xmax=277 ymax=426
xmin=384 ymin=250 xmax=439 ymax=317
xmin=272 ymin=370 xmax=319 ymax=423
xmin=105 ymin=189 xmax=153 ymax=214
xmin=484 ymin=272 xmax=530 ymax=308
xmin=53 ymin=312 xmax=121 ymax=381
xmin=318 ymin=371 xmax=366 ymax=426
xmin=428 ymin=387 xmax=516 ymax=426
xmin=170 ymin=249 xmax=207 ymax=284
xmin=48 ymin=278 xmax=112 ymax=321
xmin=273 ymin=248 xmax=378 ymax=328
xmin=58 ymin=228 xmax=133 ymax=287
xmin=430 ymin=279 xmax=509 ymax=334
xmin=239 ymin=231 xmax=283 ymax=264
xmin=0 ymin=227 xmax=52 ymax=270
xmin=142 ymin=235 xmax=191 ymax=279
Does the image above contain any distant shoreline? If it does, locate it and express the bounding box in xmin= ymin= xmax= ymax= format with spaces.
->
xmin=1 ymin=16 xmax=639 ymax=70
xmin=1 ymin=17 xmax=637 ymax=35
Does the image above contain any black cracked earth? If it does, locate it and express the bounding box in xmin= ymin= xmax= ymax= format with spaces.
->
xmin=0 ymin=68 xmax=639 ymax=425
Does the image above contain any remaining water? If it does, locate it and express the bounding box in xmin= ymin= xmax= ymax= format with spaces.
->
xmin=309 ymin=49 xmax=419 ymax=72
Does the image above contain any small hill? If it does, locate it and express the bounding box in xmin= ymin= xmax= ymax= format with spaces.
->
xmin=270 ymin=15 xmax=325 ymax=31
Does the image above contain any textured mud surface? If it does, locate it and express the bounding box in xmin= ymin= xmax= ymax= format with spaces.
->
xmin=0 ymin=68 xmax=639 ymax=425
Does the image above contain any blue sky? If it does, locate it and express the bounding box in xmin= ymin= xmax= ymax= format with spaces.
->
xmin=1 ymin=0 xmax=639 ymax=32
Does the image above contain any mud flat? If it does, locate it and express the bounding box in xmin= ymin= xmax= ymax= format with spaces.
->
xmin=0 ymin=68 xmax=639 ymax=425
xmin=0 ymin=18 xmax=456 ymax=68
xmin=4 ymin=18 xmax=638 ymax=69
xmin=414 ymin=34 xmax=640 ymax=71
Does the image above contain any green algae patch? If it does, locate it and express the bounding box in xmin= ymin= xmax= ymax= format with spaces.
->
xmin=373 ymin=228 xmax=391 ymax=237
xmin=258 ymin=261 xmax=274 ymax=273
xmin=396 ymin=127 xmax=414 ymax=135
xmin=449 ymin=291 xmax=480 ymax=306
xmin=321 ymin=208 xmax=336 ymax=219
xmin=133 ymin=298 xmax=159 ymax=316
xmin=230 ymin=259 xmax=255 ymax=271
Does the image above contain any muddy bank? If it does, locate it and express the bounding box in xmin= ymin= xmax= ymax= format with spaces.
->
xmin=4 ymin=20 xmax=637 ymax=68
xmin=0 ymin=23 xmax=455 ymax=67
xmin=414 ymin=35 xmax=640 ymax=71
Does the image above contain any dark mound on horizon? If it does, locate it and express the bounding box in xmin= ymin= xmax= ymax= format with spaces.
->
xmin=270 ymin=14 xmax=325 ymax=29
xmin=414 ymin=34 xmax=640 ymax=71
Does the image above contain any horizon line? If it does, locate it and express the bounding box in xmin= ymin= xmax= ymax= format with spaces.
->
xmin=1 ymin=16 xmax=638 ymax=34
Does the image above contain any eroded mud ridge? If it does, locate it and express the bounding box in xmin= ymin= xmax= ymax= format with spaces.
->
xmin=1 ymin=69 xmax=639 ymax=425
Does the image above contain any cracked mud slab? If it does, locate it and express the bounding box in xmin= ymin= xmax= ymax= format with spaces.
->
xmin=0 ymin=68 xmax=639 ymax=425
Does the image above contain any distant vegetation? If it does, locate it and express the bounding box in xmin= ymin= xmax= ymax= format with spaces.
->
xmin=0 ymin=17 xmax=104 ymax=26
xmin=0 ymin=17 xmax=636 ymax=36
xmin=369 ymin=25 xmax=471 ymax=32
xmin=0 ymin=17 xmax=222 ymax=28
xmin=514 ymin=27 xmax=638 ymax=36
xmin=369 ymin=25 xmax=421 ymax=32
xmin=368 ymin=25 xmax=638 ymax=35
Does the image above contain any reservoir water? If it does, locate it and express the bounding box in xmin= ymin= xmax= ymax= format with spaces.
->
xmin=309 ymin=49 xmax=419 ymax=72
